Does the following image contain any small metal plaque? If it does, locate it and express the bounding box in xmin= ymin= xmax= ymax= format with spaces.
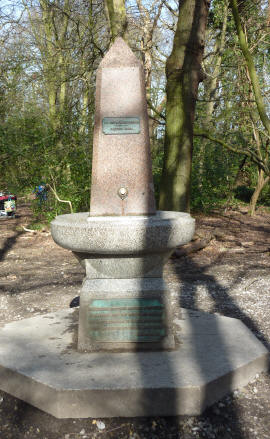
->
xmin=102 ymin=117 xmax=140 ymax=135
xmin=88 ymin=298 xmax=165 ymax=343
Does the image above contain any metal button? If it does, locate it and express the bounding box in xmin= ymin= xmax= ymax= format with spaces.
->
xmin=118 ymin=187 xmax=128 ymax=199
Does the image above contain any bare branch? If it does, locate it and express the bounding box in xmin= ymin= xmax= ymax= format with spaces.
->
xmin=194 ymin=130 xmax=270 ymax=175
xmin=47 ymin=184 xmax=73 ymax=213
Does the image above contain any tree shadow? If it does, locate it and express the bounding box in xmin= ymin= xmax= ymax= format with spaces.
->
xmin=170 ymin=253 xmax=269 ymax=436
xmin=174 ymin=255 xmax=270 ymax=349
xmin=0 ymin=230 xmax=24 ymax=262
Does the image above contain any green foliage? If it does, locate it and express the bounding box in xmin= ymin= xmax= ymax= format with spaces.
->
xmin=191 ymin=138 xmax=234 ymax=210
xmin=260 ymin=185 xmax=270 ymax=206
xmin=0 ymin=101 xmax=91 ymax=221
xmin=233 ymin=185 xmax=253 ymax=202
xmin=0 ymin=0 xmax=105 ymax=223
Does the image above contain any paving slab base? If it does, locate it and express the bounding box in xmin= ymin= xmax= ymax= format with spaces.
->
xmin=0 ymin=308 xmax=268 ymax=418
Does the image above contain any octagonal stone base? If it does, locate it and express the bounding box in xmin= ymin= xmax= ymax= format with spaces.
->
xmin=0 ymin=308 xmax=268 ymax=419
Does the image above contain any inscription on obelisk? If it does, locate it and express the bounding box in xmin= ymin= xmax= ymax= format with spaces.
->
xmin=90 ymin=38 xmax=156 ymax=216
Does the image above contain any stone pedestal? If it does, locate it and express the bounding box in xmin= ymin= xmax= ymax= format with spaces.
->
xmin=51 ymin=211 xmax=195 ymax=352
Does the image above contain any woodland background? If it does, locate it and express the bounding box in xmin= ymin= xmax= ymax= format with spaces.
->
xmin=0 ymin=0 xmax=270 ymax=224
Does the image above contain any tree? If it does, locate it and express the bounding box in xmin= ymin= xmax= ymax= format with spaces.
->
xmin=159 ymin=0 xmax=211 ymax=212
xmin=105 ymin=0 xmax=128 ymax=41
xmin=197 ymin=0 xmax=229 ymax=190
xmin=230 ymin=0 xmax=270 ymax=214
xmin=0 ymin=0 xmax=108 ymax=215
xmin=193 ymin=0 xmax=270 ymax=214
xmin=131 ymin=0 xmax=166 ymax=145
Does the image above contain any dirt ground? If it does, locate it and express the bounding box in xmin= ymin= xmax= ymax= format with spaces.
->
xmin=0 ymin=203 xmax=270 ymax=439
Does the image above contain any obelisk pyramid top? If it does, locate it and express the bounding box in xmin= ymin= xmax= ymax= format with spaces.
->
xmin=100 ymin=38 xmax=140 ymax=68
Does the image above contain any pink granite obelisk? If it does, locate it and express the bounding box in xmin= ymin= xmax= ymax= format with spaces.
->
xmin=90 ymin=38 xmax=156 ymax=216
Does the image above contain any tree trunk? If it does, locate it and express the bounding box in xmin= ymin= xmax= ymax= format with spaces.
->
xmin=136 ymin=0 xmax=164 ymax=146
xmin=159 ymin=0 xmax=210 ymax=212
xmin=39 ymin=0 xmax=58 ymax=130
xmin=232 ymin=156 xmax=247 ymax=189
xmin=249 ymin=170 xmax=269 ymax=216
xmin=105 ymin=0 xmax=128 ymax=41
xmin=198 ymin=0 xmax=229 ymax=189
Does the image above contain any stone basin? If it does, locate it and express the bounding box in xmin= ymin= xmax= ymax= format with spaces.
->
xmin=51 ymin=211 xmax=195 ymax=279
xmin=51 ymin=211 xmax=195 ymax=255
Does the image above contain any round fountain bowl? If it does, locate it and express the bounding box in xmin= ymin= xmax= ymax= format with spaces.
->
xmin=51 ymin=211 xmax=195 ymax=255
xmin=51 ymin=211 xmax=195 ymax=278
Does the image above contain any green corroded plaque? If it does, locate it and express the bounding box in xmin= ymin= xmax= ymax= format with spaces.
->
xmin=102 ymin=117 xmax=140 ymax=135
xmin=91 ymin=298 xmax=162 ymax=308
xmin=88 ymin=298 xmax=166 ymax=343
